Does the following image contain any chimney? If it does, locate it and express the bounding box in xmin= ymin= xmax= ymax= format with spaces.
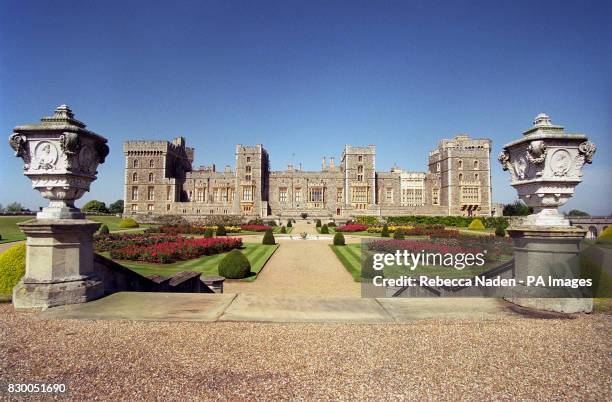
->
xmin=329 ymin=157 xmax=335 ymax=169
xmin=322 ymin=156 xmax=327 ymax=170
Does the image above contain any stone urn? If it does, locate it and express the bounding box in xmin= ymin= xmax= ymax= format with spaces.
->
xmin=9 ymin=105 xmax=109 ymax=309
xmin=497 ymin=113 xmax=596 ymax=226
xmin=9 ymin=104 xmax=109 ymax=219
xmin=498 ymin=114 xmax=596 ymax=313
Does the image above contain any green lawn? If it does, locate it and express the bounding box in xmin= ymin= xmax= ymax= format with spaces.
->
xmin=330 ymin=243 xmax=509 ymax=282
xmin=0 ymin=215 xmax=154 ymax=244
xmin=0 ymin=216 xmax=32 ymax=243
xmin=227 ymin=226 xmax=293 ymax=236
xmin=103 ymin=243 xmax=279 ymax=281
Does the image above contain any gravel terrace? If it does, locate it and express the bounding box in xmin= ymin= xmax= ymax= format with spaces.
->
xmin=1 ymin=303 xmax=610 ymax=400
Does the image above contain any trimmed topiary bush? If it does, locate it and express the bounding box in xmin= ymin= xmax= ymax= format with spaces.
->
xmin=98 ymin=224 xmax=110 ymax=235
xmin=0 ymin=243 xmax=26 ymax=296
xmin=262 ymin=228 xmax=276 ymax=245
xmin=320 ymin=224 xmax=329 ymax=234
xmin=597 ymin=227 xmax=612 ymax=244
xmin=468 ymin=218 xmax=485 ymax=231
xmin=287 ymin=220 xmax=293 ymax=228
xmin=280 ymin=225 xmax=287 ymax=233
xmin=327 ymin=221 xmax=336 ymax=227
xmin=216 ymin=224 xmax=226 ymax=236
xmin=118 ymin=217 xmax=139 ymax=229
xmin=393 ymin=229 xmax=405 ymax=240
xmin=218 ymin=249 xmax=252 ymax=279
xmin=204 ymin=228 xmax=214 ymax=238
xmin=381 ymin=224 xmax=390 ymax=238
xmin=315 ymin=219 xmax=322 ymax=228
xmin=333 ymin=232 xmax=345 ymax=246
xmin=495 ymin=226 xmax=506 ymax=237
xmin=267 ymin=220 xmax=277 ymax=227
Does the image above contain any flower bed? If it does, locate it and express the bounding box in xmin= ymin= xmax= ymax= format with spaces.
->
xmin=94 ymin=233 xmax=180 ymax=252
xmin=145 ymin=225 xmax=241 ymax=235
xmin=110 ymin=237 xmax=243 ymax=263
xmin=335 ymin=223 xmax=368 ymax=232
xmin=240 ymin=224 xmax=271 ymax=232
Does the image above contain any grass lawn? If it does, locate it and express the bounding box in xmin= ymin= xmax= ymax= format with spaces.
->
xmin=227 ymin=226 xmax=293 ymax=236
xmin=330 ymin=243 xmax=510 ymax=282
xmin=0 ymin=216 xmax=32 ymax=243
xmin=0 ymin=215 xmax=154 ymax=244
xmin=104 ymin=243 xmax=279 ymax=282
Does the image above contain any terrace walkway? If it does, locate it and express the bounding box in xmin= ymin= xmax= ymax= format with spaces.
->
xmin=225 ymin=221 xmax=361 ymax=296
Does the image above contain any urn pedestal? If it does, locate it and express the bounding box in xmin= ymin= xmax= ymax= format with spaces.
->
xmin=8 ymin=105 xmax=109 ymax=309
xmin=12 ymin=220 xmax=104 ymax=309
xmin=505 ymin=225 xmax=592 ymax=313
xmin=499 ymin=114 xmax=596 ymax=314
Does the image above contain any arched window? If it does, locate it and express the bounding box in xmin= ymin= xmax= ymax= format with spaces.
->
xmin=246 ymin=166 xmax=251 ymax=173
xmin=149 ymin=159 xmax=155 ymax=168
xmin=474 ymin=173 xmax=479 ymax=180
xmin=474 ymin=160 xmax=479 ymax=169
xmin=148 ymin=172 xmax=154 ymax=182
xmin=133 ymin=159 xmax=139 ymax=168
xmin=458 ymin=159 xmax=463 ymax=169
xmin=132 ymin=172 xmax=138 ymax=182
xmin=458 ymin=173 xmax=463 ymax=181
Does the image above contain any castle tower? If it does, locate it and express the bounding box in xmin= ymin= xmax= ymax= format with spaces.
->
xmin=427 ymin=134 xmax=492 ymax=216
xmin=341 ymin=145 xmax=376 ymax=211
xmin=123 ymin=137 xmax=193 ymax=215
xmin=235 ymin=144 xmax=269 ymax=217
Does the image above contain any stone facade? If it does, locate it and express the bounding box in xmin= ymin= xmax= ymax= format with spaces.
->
xmin=123 ymin=134 xmax=493 ymax=220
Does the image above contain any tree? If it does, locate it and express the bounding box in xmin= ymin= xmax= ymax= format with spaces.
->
xmin=82 ymin=200 xmax=108 ymax=214
xmin=108 ymin=200 xmax=124 ymax=214
xmin=567 ymin=209 xmax=590 ymax=217
xmin=503 ymin=200 xmax=533 ymax=216
xmin=6 ymin=202 xmax=24 ymax=213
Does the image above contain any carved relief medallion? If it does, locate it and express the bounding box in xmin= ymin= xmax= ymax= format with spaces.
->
xmin=33 ymin=141 xmax=58 ymax=170
xmin=550 ymin=149 xmax=571 ymax=177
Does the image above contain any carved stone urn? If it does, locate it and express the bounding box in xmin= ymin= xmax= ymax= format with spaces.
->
xmin=498 ymin=113 xmax=596 ymax=226
xmin=499 ymin=114 xmax=595 ymax=314
xmin=9 ymin=105 xmax=109 ymax=309
xmin=9 ymin=104 xmax=109 ymax=219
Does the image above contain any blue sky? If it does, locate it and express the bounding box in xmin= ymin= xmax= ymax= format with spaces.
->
xmin=1 ymin=0 xmax=610 ymax=214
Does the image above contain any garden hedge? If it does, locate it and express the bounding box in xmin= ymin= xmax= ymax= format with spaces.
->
xmin=218 ymin=249 xmax=252 ymax=279
xmin=118 ymin=217 xmax=139 ymax=229
xmin=495 ymin=226 xmax=506 ymax=237
xmin=0 ymin=243 xmax=26 ymax=296
xmin=393 ymin=230 xmax=405 ymax=240
xmin=204 ymin=228 xmax=214 ymax=238
xmin=385 ymin=215 xmax=509 ymax=229
xmin=597 ymin=227 xmax=612 ymax=244
xmin=216 ymin=224 xmax=227 ymax=236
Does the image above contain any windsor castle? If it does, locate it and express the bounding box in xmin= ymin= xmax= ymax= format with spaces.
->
xmin=123 ymin=134 xmax=493 ymax=220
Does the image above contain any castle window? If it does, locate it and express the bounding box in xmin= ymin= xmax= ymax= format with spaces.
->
xmin=474 ymin=160 xmax=479 ymax=169
xmin=458 ymin=173 xmax=463 ymax=181
xmin=246 ymin=166 xmax=251 ymax=173
xmin=242 ymin=186 xmax=253 ymax=201
xmin=131 ymin=186 xmax=138 ymax=201
xmin=166 ymin=204 xmax=170 ymax=211
xmin=357 ymin=174 xmax=363 ymax=182
xmin=357 ymin=165 xmax=363 ymax=173
xmin=351 ymin=187 xmax=368 ymax=203
xmin=358 ymin=155 xmax=363 ymax=162
xmin=221 ymin=188 xmax=228 ymax=202
xmin=148 ymin=172 xmax=154 ymax=182
xmin=436 ymin=162 xmax=440 ymax=172
xmin=131 ymin=204 xmax=138 ymax=211
xmin=474 ymin=173 xmax=479 ymax=180
xmin=245 ymin=175 xmax=251 ymax=181
xmin=294 ymin=188 xmax=302 ymax=203
xmin=166 ymin=186 xmax=172 ymax=201
xmin=147 ymin=186 xmax=154 ymax=201
xmin=461 ymin=186 xmax=480 ymax=203
xmin=432 ymin=189 xmax=439 ymax=205
xmin=246 ymin=156 xmax=251 ymax=163
xmin=336 ymin=188 xmax=343 ymax=203
xmin=279 ymin=187 xmax=288 ymax=203
xmin=147 ymin=204 xmax=154 ymax=211
xmin=149 ymin=159 xmax=154 ymax=168
xmin=196 ymin=188 xmax=204 ymax=202
xmin=458 ymin=159 xmax=463 ymax=169
xmin=386 ymin=188 xmax=393 ymax=202
xmin=309 ymin=187 xmax=324 ymax=203
xmin=228 ymin=188 xmax=234 ymax=202
xmin=132 ymin=172 xmax=138 ymax=182
xmin=133 ymin=159 xmax=139 ymax=168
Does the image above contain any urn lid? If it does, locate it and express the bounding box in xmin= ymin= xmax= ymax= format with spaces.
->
xmin=13 ymin=104 xmax=107 ymax=143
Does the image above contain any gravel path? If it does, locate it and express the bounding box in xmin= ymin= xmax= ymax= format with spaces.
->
xmin=226 ymin=221 xmax=360 ymax=296
xmin=1 ymin=304 xmax=609 ymax=400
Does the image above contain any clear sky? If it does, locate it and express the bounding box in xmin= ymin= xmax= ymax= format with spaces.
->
xmin=1 ymin=0 xmax=610 ymax=214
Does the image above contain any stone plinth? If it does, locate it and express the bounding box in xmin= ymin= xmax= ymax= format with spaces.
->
xmin=505 ymin=225 xmax=592 ymax=313
xmin=12 ymin=220 xmax=104 ymax=309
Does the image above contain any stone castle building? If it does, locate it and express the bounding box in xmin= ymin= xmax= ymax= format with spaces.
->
xmin=123 ymin=134 xmax=493 ymax=220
